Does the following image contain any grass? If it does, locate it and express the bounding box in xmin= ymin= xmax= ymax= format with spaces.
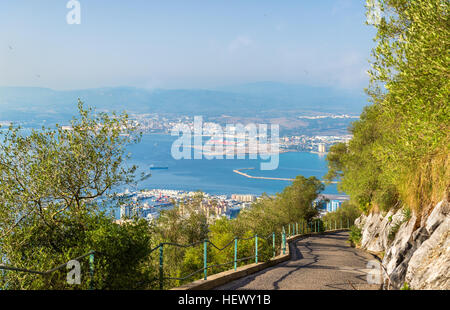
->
xmin=388 ymin=207 xmax=412 ymax=241
xmin=388 ymin=222 xmax=402 ymax=241
xmin=401 ymin=282 xmax=411 ymax=290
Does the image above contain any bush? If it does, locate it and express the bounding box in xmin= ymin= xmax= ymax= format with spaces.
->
xmin=322 ymin=201 xmax=362 ymax=229
xmin=349 ymin=225 xmax=362 ymax=247
xmin=324 ymin=0 xmax=450 ymax=213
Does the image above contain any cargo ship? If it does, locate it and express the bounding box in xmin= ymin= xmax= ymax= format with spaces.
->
xmin=149 ymin=165 xmax=168 ymax=170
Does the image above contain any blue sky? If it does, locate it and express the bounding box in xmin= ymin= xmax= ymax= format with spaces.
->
xmin=0 ymin=0 xmax=376 ymax=90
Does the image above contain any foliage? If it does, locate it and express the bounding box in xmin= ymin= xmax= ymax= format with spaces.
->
xmin=0 ymin=101 xmax=157 ymax=289
xmin=322 ymin=201 xmax=362 ymax=229
xmin=349 ymin=226 xmax=363 ymax=247
xmin=402 ymin=207 xmax=412 ymax=222
xmin=388 ymin=207 xmax=412 ymax=242
xmin=152 ymin=194 xmax=209 ymax=288
xmin=236 ymin=176 xmax=323 ymax=234
xmin=149 ymin=175 xmax=324 ymax=289
xmin=388 ymin=221 xmax=402 ymax=241
xmin=326 ymin=0 xmax=450 ymax=214
xmin=401 ymin=282 xmax=411 ymax=290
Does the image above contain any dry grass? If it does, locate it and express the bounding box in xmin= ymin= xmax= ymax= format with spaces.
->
xmin=398 ymin=145 xmax=450 ymax=218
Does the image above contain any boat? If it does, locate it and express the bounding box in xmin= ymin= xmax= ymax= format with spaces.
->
xmin=149 ymin=164 xmax=168 ymax=170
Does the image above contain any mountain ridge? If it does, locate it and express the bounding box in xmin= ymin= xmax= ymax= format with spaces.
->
xmin=0 ymin=82 xmax=367 ymax=122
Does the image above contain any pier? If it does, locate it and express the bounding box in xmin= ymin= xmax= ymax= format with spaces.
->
xmin=233 ymin=168 xmax=338 ymax=184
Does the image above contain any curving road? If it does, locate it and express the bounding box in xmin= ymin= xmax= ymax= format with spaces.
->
xmin=216 ymin=231 xmax=380 ymax=290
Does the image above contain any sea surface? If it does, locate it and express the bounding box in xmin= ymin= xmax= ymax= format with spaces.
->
xmin=123 ymin=134 xmax=339 ymax=196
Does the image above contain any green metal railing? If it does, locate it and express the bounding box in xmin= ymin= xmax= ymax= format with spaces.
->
xmin=0 ymin=218 xmax=351 ymax=290
xmin=153 ymin=218 xmax=351 ymax=289
xmin=152 ymin=232 xmax=275 ymax=289
xmin=0 ymin=250 xmax=96 ymax=289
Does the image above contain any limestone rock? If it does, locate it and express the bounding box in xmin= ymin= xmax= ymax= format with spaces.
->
xmin=355 ymin=199 xmax=450 ymax=290
xmin=406 ymin=202 xmax=450 ymax=290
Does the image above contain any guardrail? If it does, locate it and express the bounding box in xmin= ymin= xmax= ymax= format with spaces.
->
xmin=0 ymin=250 xmax=96 ymax=289
xmin=153 ymin=218 xmax=351 ymax=289
xmin=0 ymin=218 xmax=351 ymax=290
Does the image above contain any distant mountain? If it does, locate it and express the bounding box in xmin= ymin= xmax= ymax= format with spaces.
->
xmin=216 ymin=81 xmax=367 ymax=112
xmin=0 ymin=83 xmax=367 ymax=123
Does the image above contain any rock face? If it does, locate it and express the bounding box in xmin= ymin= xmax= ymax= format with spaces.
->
xmin=355 ymin=199 xmax=450 ymax=290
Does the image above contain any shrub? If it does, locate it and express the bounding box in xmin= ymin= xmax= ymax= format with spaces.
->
xmin=349 ymin=225 xmax=362 ymax=247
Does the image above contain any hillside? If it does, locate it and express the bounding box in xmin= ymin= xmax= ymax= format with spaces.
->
xmin=0 ymin=83 xmax=366 ymax=123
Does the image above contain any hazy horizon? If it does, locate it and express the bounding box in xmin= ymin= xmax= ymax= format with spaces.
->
xmin=1 ymin=1 xmax=376 ymax=91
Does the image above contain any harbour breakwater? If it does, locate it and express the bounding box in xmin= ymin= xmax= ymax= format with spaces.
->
xmin=233 ymin=168 xmax=337 ymax=184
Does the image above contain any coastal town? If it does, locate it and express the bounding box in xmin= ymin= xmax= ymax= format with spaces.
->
xmin=129 ymin=113 xmax=354 ymax=154
xmin=115 ymin=188 xmax=349 ymax=223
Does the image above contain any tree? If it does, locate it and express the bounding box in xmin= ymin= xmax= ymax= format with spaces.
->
xmin=326 ymin=0 xmax=449 ymax=214
xmin=0 ymin=100 xmax=157 ymax=289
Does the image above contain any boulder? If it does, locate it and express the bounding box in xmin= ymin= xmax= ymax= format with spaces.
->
xmin=405 ymin=201 xmax=450 ymax=290
xmin=355 ymin=199 xmax=449 ymax=290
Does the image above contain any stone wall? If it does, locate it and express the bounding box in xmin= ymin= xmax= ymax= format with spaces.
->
xmin=355 ymin=199 xmax=449 ymax=290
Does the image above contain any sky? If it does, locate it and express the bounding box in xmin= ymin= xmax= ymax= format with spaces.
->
xmin=0 ymin=0 xmax=376 ymax=91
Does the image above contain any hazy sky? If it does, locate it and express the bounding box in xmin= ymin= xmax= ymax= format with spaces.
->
xmin=0 ymin=0 xmax=376 ymax=90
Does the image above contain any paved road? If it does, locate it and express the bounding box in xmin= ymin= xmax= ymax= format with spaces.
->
xmin=216 ymin=231 xmax=380 ymax=290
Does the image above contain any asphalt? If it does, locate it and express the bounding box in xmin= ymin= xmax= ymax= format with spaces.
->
xmin=216 ymin=231 xmax=381 ymax=290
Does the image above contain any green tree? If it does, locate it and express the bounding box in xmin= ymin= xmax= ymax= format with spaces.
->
xmin=322 ymin=201 xmax=362 ymax=229
xmin=326 ymin=0 xmax=449 ymax=214
xmin=0 ymin=101 xmax=158 ymax=289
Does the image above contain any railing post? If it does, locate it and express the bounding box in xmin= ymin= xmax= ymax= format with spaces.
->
xmin=203 ymin=239 xmax=208 ymax=280
xmin=89 ymin=251 xmax=94 ymax=290
xmin=296 ymin=222 xmax=298 ymax=235
xmin=288 ymin=224 xmax=291 ymax=237
xmin=255 ymin=234 xmax=258 ymax=264
xmin=282 ymin=227 xmax=286 ymax=255
xmin=272 ymin=232 xmax=276 ymax=258
xmin=159 ymin=244 xmax=164 ymax=290
xmin=234 ymin=238 xmax=238 ymax=271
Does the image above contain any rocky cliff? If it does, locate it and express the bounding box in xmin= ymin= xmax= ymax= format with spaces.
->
xmin=355 ymin=199 xmax=449 ymax=290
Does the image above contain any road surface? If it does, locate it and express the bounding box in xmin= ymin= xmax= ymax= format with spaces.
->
xmin=216 ymin=231 xmax=380 ymax=290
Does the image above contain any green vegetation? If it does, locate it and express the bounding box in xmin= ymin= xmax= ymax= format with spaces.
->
xmin=388 ymin=207 xmax=412 ymax=241
xmin=402 ymin=207 xmax=412 ymax=222
xmin=401 ymin=282 xmax=411 ymax=290
xmin=388 ymin=222 xmax=402 ymax=242
xmin=349 ymin=226 xmax=363 ymax=247
xmin=0 ymin=101 xmax=157 ymax=289
xmin=322 ymin=201 xmax=361 ymax=228
xmin=325 ymin=0 xmax=449 ymax=216
xmin=0 ymin=102 xmax=325 ymax=289
xmin=4 ymin=1 xmax=447 ymax=290
xmin=152 ymin=175 xmax=325 ymax=288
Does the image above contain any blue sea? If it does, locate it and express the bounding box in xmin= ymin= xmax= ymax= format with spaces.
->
xmin=123 ymin=134 xmax=339 ymax=196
